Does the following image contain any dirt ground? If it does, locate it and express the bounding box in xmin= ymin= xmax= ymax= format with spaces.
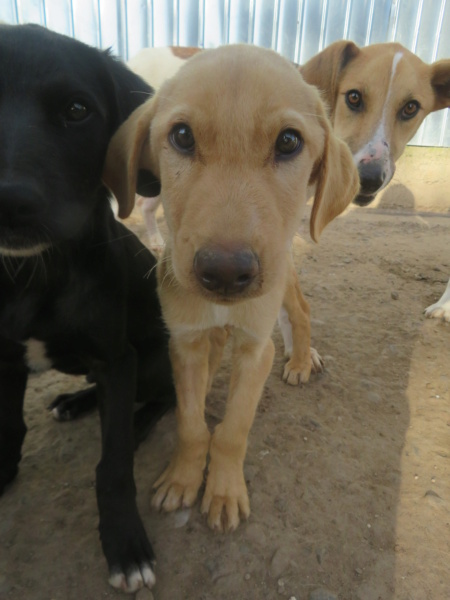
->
xmin=0 ymin=147 xmax=449 ymax=600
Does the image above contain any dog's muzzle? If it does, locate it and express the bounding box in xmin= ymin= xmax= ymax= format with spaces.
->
xmin=353 ymin=158 xmax=395 ymax=206
xmin=0 ymin=182 xmax=50 ymax=255
xmin=194 ymin=245 xmax=260 ymax=298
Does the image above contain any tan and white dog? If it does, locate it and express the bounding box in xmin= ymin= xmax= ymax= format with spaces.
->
xmin=104 ymin=44 xmax=359 ymax=531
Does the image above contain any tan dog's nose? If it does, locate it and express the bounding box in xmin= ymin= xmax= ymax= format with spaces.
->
xmin=194 ymin=245 xmax=260 ymax=296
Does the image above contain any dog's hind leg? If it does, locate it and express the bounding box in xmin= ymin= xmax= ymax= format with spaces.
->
xmin=152 ymin=331 xmax=211 ymax=512
xmin=48 ymin=385 xmax=97 ymax=421
xmin=201 ymin=333 xmax=275 ymax=532
xmin=0 ymin=343 xmax=28 ymax=495
xmin=279 ymin=258 xmax=324 ymax=385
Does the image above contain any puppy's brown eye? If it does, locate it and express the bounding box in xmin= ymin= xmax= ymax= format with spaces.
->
xmin=345 ymin=89 xmax=362 ymax=110
xmin=170 ymin=123 xmax=195 ymax=153
xmin=65 ymin=101 xmax=89 ymax=122
xmin=275 ymin=129 xmax=303 ymax=159
xmin=400 ymin=100 xmax=420 ymax=120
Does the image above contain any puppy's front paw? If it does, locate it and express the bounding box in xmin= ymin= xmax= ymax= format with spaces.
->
xmin=152 ymin=440 xmax=209 ymax=512
xmin=424 ymin=300 xmax=450 ymax=322
xmin=282 ymin=346 xmax=324 ymax=385
xmin=310 ymin=346 xmax=324 ymax=373
xmin=100 ymin=510 xmax=156 ymax=593
xmin=201 ymin=458 xmax=250 ymax=532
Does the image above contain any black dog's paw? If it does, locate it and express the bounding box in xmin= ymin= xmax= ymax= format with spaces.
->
xmin=48 ymin=386 xmax=97 ymax=421
xmin=108 ymin=562 xmax=156 ymax=593
xmin=100 ymin=512 xmax=156 ymax=593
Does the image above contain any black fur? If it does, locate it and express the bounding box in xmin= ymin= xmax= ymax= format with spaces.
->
xmin=0 ymin=24 xmax=174 ymax=590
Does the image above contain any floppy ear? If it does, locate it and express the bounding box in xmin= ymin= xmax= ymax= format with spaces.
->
xmin=430 ymin=59 xmax=450 ymax=111
xmin=300 ymin=40 xmax=360 ymax=116
xmin=102 ymin=99 xmax=160 ymax=219
xmin=309 ymin=112 xmax=360 ymax=242
xmin=102 ymin=49 xmax=155 ymax=130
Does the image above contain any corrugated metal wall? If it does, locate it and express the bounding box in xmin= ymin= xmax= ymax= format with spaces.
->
xmin=1 ymin=0 xmax=449 ymax=146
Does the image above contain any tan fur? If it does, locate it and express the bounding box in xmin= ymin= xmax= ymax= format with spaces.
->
xmin=104 ymin=44 xmax=359 ymax=531
xmin=300 ymin=40 xmax=450 ymax=163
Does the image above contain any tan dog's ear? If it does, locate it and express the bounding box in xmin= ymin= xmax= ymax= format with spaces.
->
xmin=309 ymin=113 xmax=360 ymax=242
xmin=102 ymin=99 xmax=159 ymax=219
xmin=430 ymin=59 xmax=450 ymax=111
xmin=299 ymin=40 xmax=360 ymax=116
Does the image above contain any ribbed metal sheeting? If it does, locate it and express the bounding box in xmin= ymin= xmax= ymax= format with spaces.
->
xmin=1 ymin=0 xmax=449 ymax=146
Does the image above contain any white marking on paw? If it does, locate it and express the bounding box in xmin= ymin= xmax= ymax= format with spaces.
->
xmin=141 ymin=564 xmax=156 ymax=588
xmin=108 ymin=564 xmax=156 ymax=592
xmin=127 ymin=570 xmax=145 ymax=592
xmin=108 ymin=572 xmax=126 ymax=590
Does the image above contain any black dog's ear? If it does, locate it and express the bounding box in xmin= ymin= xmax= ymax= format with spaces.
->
xmin=137 ymin=169 xmax=161 ymax=198
xmin=102 ymin=50 xmax=154 ymax=131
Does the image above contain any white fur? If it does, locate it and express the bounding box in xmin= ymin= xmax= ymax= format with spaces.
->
xmin=424 ymin=277 xmax=450 ymax=322
xmin=128 ymin=47 xmax=184 ymax=90
xmin=24 ymin=338 xmax=52 ymax=372
xmin=353 ymin=51 xmax=404 ymax=189
xmin=278 ymin=305 xmax=293 ymax=356
xmin=0 ymin=243 xmax=50 ymax=257
xmin=108 ymin=564 xmax=156 ymax=592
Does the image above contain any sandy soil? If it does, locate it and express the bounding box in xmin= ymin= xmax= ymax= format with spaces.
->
xmin=0 ymin=147 xmax=449 ymax=600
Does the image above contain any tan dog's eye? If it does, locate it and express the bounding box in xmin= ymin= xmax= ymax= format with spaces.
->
xmin=275 ymin=129 xmax=303 ymax=160
xmin=169 ymin=123 xmax=195 ymax=153
xmin=400 ymin=100 xmax=420 ymax=120
xmin=345 ymin=89 xmax=363 ymax=110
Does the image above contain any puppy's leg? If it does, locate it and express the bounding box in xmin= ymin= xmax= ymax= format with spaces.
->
xmin=152 ymin=331 xmax=211 ymax=512
xmin=280 ymin=259 xmax=323 ymax=385
xmin=201 ymin=333 xmax=275 ymax=532
xmin=0 ymin=348 xmax=28 ymax=495
xmin=94 ymin=344 xmax=155 ymax=593
xmin=139 ymin=195 xmax=165 ymax=256
xmin=424 ymin=277 xmax=450 ymax=322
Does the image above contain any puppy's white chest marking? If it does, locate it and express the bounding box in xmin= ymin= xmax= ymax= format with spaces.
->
xmin=211 ymin=304 xmax=231 ymax=327
xmin=24 ymin=338 xmax=52 ymax=373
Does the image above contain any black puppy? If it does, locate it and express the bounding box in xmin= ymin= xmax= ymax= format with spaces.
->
xmin=0 ymin=24 xmax=173 ymax=592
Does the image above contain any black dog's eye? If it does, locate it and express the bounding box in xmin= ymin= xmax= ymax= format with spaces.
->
xmin=345 ymin=89 xmax=363 ymax=110
xmin=275 ymin=129 xmax=303 ymax=159
xmin=400 ymin=100 xmax=420 ymax=120
xmin=64 ymin=100 xmax=89 ymax=122
xmin=170 ymin=123 xmax=195 ymax=153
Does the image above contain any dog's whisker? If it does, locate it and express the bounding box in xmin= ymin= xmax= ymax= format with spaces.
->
xmin=92 ymin=231 xmax=138 ymax=247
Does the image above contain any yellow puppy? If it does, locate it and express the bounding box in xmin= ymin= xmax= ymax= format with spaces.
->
xmin=104 ymin=44 xmax=359 ymax=532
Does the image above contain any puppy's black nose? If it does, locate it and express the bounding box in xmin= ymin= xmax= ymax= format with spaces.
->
xmin=194 ymin=245 xmax=260 ymax=296
xmin=358 ymin=161 xmax=386 ymax=195
xmin=0 ymin=183 xmax=45 ymax=226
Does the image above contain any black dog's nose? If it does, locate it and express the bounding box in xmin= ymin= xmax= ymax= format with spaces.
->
xmin=0 ymin=183 xmax=45 ymax=226
xmin=194 ymin=245 xmax=260 ymax=296
xmin=358 ymin=161 xmax=386 ymax=195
